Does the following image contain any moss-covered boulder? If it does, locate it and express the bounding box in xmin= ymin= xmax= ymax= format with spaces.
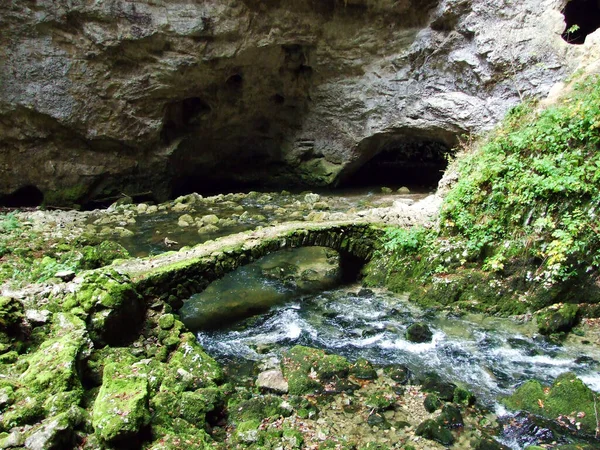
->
xmin=0 ymin=313 xmax=88 ymax=432
xmin=504 ymin=372 xmax=599 ymax=436
xmin=282 ymin=346 xmax=350 ymax=395
xmin=415 ymin=419 xmax=455 ymax=446
xmin=420 ymin=372 xmax=457 ymax=401
xmin=350 ymin=358 xmax=378 ymax=380
xmin=159 ymin=332 xmax=223 ymax=393
xmin=438 ymin=404 xmax=464 ymax=429
xmin=80 ymin=241 xmax=130 ymax=270
xmin=423 ymin=393 xmax=442 ymax=413
xmin=0 ymin=296 xmax=25 ymax=335
xmin=63 ymin=269 xmax=144 ymax=345
xmin=405 ymin=322 xmax=433 ymax=343
xmin=92 ymin=360 xmax=150 ymax=444
xmin=535 ymin=303 xmax=579 ymax=335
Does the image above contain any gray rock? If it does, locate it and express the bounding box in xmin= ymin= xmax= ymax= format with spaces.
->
xmin=0 ymin=0 xmax=589 ymax=204
xmin=256 ymin=369 xmax=289 ymax=394
xmin=25 ymin=309 xmax=51 ymax=324
xmin=54 ymin=270 xmax=75 ymax=281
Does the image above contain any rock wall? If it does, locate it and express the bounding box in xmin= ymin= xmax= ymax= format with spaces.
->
xmin=0 ymin=0 xmax=594 ymax=205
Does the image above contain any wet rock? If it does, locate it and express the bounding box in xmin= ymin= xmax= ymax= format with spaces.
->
xmin=178 ymin=214 xmax=194 ymax=227
xmin=350 ymin=358 xmax=378 ymax=380
xmin=438 ymin=404 xmax=464 ymax=429
xmin=405 ymin=322 xmax=433 ymax=343
xmin=256 ymin=370 xmax=289 ymax=394
xmin=201 ymin=214 xmax=220 ymax=225
xmin=536 ymin=303 xmax=579 ymax=335
xmin=424 ymin=393 xmax=442 ymax=412
xmin=367 ymin=412 xmax=391 ymax=429
xmin=421 ymin=372 xmax=457 ymax=401
xmin=384 ymin=364 xmax=411 ymax=385
xmin=415 ymin=419 xmax=455 ymax=446
xmin=474 ymin=436 xmax=512 ymax=450
xmin=454 ymin=386 xmax=476 ymax=406
xmin=397 ymin=187 xmax=411 ymax=194
xmin=503 ymin=372 xmax=599 ymax=435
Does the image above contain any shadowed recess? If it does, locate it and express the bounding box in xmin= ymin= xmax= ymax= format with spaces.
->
xmin=561 ymin=0 xmax=600 ymax=44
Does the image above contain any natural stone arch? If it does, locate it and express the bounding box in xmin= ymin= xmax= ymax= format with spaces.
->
xmin=122 ymin=221 xmax=384 ymax=307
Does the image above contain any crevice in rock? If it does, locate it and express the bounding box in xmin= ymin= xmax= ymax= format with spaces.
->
xmin=0 ymin=185 xmax=44 ymax=207
xmin=561 ymin=0 xmax=600 ymax=44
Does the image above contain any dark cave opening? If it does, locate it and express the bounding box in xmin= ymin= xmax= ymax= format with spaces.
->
xmin=160 ymin=97 xmax=211 ymax=144
xmin=0 ymin=185 xmax=44 ymax=207
xmin=561 ymin=0 xmax=600 ymax=44
xmin=341 ymin=138 xmax=451 ymax=190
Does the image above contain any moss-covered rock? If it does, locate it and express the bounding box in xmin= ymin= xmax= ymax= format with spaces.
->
xmin=405 ymin=322 xmax=433 ymax=343
xmin=438 ymin=404 xmax=464 ymax=429
xmin=423 ymin=393 xmax=442 ymax=413
xmin=80 ymin=241 xmax=130 ymax=270
xmin=63 ymin=269 xmax=144 ymax=345
xmin=504 ymin=372 xmax=599 ymax=435
xmin=282 ymin=346 xmax=350 ymax=395
xmin=536 ymin=303 xmax=579 ymax=335
xmin=350 ymin=358 xmax=378 ymax=380
xmin=415 ymin=419 xmax=455 ymax=446
xmin=160 ymin=332 xmax=223 ymax=394
xmin=92 ymin=359 xmax=150 ymax=444
xmin=454 ymin=386 xmax=477 ymax=406
xmin=0 ymin=296 xmax=25 ymax=335
xmin=420 ymin=372 xmax=457 ymax=402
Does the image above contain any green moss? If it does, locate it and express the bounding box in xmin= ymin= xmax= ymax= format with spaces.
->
xmin=282 ymin=345 xmax=350 ymax=395
xmin=43 ymin=184 xmax=88 ymax=207
xmin=158 ymin=313 xmax=175 ymax=330
xmin=350 ymin=358 xmax=378 ymax=380
xmin=504 ymin=372 xmax=598 ymax=435
xmin=63 ymin=269 xmax=144 ymax=345
xmin=454 ymin=386 xmax=476 ymax=406
xmin=423 ymin=394 xmax=442 ymax=413
xmin=415 ymin=419 xmax=454 ymax=446
xmin=0 ymin=296 xmax=24 ymax=333
xmin=92 ymin=360 xmax=150 ymax=443
xmin=536 ymin=303 xmax=579 ymax=335
xmin=160 ymin=333 xmax=222 ymax=393
xmin=80 ymin=241 xmax=130 ymax=270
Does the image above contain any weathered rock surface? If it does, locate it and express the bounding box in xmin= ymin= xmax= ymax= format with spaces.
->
xmin=1 ymin=0 xmax=594 ymax=205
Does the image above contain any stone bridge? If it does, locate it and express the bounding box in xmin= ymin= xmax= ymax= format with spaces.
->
xmin=117 ymin=220 xmax=385 ymax=303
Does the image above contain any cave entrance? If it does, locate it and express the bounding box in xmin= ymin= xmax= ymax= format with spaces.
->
xmin=561 ymin=0 xmax=600 ymax=44
xmin=0 ymin=185 xmax=44 ymax=208
xmin=341 ymin=138 xmax=452 ymax=191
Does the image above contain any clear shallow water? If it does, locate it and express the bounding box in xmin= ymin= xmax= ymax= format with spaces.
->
xmin=95 ymin=188 xmax=430 ymax=257
xmin=197 ymin=286 xmax=600 ymax=404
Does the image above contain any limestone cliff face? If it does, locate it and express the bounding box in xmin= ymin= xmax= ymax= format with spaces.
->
xmin=0 ymin=0 xmax=593 ymax=205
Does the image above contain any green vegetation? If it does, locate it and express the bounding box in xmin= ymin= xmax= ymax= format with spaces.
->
xmin=0 ymin=211 xmax=129 ymax=287
xmin=368 ymin=74 xmax=600 ymax=321
xmin=504 ymin=372 xmax=600 ymax=437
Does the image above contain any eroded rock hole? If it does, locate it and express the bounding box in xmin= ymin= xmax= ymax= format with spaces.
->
xmin=226 ymin=73 xmax=243 ymax=89
xmin=345 ymin=139 xmax=451 ymax=190
xmin=0 ymin=185 xmax=44 ymax=207
xmin=561 ymin=0 xmax=600 ymax=44
xmin=161 ymin=97 xmax=211 ymax=144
